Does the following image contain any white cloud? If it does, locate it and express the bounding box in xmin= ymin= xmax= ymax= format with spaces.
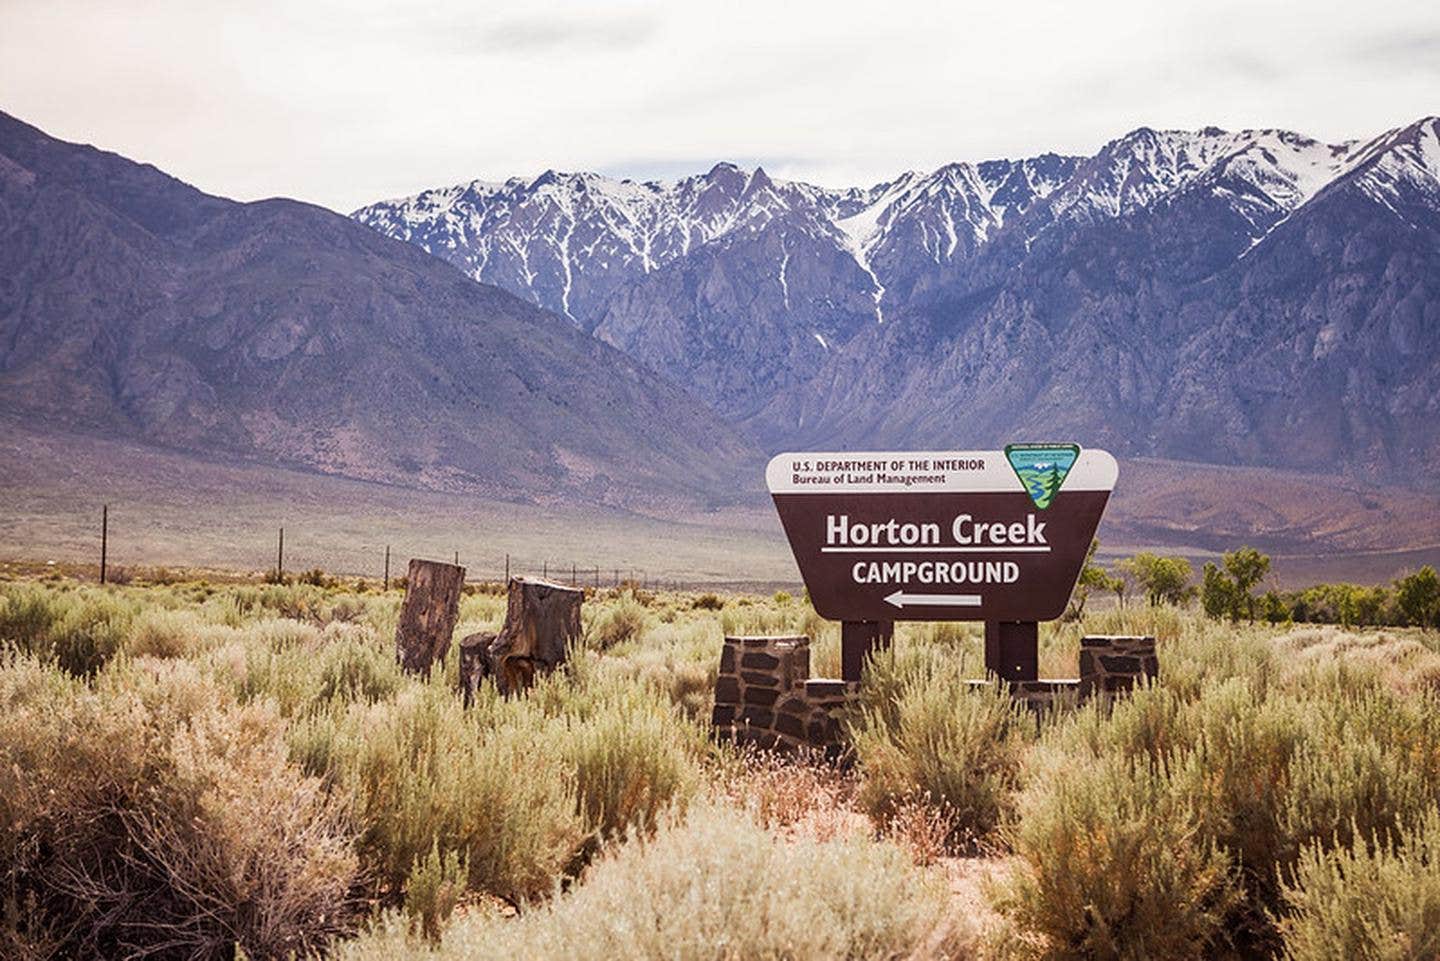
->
xmin=2 ymin=0 xmax=1436 ymax=211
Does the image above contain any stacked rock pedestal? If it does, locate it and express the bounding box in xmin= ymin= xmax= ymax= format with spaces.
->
xmin=711 ymin=636 xmax=855 ymax=759
xmin=1078 ymin=634 xmax=1159 ymax=697
xmin=711 ymin=632 xmax=1159 ymax=755
xmin=1009 ymin=635 xmax=1160 ymax=709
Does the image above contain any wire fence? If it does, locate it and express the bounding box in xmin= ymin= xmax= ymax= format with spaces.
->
xmin=71 ymin=506 xmax=798 ymax=594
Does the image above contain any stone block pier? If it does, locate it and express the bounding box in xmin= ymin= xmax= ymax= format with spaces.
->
xmin=711 ymin=632 xmax=1158 ymax=755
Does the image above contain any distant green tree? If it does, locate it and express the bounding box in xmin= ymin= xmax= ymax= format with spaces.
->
xmin=1353 ymin=586 xmax=1390 ymax=627
xmin=1201 ymin=562 xmax=1239 ymax=620
xmin=1258 ymin=590 xmax=1290 ymax=625
xmin=1119 ymin=552 xmax=1194 ymax=607
xmin=1394 ymin=566 xmax=1440 ymax=631
xmin=1111 ymin=566 xmax=1130 ymax=608
xmin=1224 ymin=547 xmax=1270 ymax=619
xmin=1200 ymin=547 xmax=1271 ymax=621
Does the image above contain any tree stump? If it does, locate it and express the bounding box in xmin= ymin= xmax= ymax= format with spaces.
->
xmin=394 ymin=559 xmax=465 ymax=675
xmin=458 ymin=630 xmax=496 ymax=708
xmin=462 ymin=577 xmax=581 ymax=698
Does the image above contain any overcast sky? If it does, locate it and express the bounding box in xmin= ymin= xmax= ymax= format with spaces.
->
xmin=3 ymin=0 xmax=1437 ymax=212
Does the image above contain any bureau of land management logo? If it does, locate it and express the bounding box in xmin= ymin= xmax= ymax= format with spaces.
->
xmin=1004 ymin=443 xmax=1080 ymax=509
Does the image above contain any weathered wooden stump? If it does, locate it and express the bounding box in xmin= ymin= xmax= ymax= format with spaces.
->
xmin=460 ymin=577 xmax=581 ymax=698
xmin=458 ymin=630 xmax=496 ymax=708
xmin=394 ymin=559 xmax=465 ymax=675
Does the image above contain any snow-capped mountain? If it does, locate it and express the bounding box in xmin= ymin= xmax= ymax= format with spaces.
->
xmin=352 ymin=125 xmax=1371 ymax=330
xmin=354 ymin=118 xmax=1440 ymax=484
xmin=354 ymin=163 xmax=841 ymax=330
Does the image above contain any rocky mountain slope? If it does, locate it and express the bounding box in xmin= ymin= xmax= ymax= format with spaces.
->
xmin=356 ymin=119 xmax=1440 ymax=486
xmin=0 ymin=111 xmax=761 ymax=510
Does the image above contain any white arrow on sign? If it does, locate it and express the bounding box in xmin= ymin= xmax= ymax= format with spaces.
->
xmin=883 ymin=590 xmax=982 ymax=609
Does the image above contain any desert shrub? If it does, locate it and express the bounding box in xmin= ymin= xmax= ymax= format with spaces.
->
xmin=588 ymin=619 xmax=716 ymax=719
xmin=306 ymin=682 xmax=585 ymax=904
xmin=690 ymin=592 xmax=724 ymax=611
xmin=916 ymin=618 xmax=974 ymax=646
xmin=405 ymin=841 xmax=469 ymax=943
xmin=0 ymin=583 xmax=136 ymax=676
xmin=298 ymin=567 xmax=334 ymax=587
xmin=0 ymin=583 xmax=62 ymax=649
xmin=219 ymin=638 xmax=326 ymax=716
xmin=587 ymin=591 xmax=648 ymax=649
xmin=1000 ymin=647 xmax=1440 ymax=958
xmin=564 ymin=685 xmax=702 ymax=843
xmin=0 ymin=655 xmax=360 ymax=958
xmin=336 ymin=804 xmax=972 ymax=961
xmin=1278 ymin=807 xmax=1440 ymax=961
xmin=995 ymin=752 xmax=1239 ymax=961
xmin=225 ymin=583 xmax=334 ymax=623
xmin=330 ymin=594 xmax=370 ymax=622
xmin=316 ymin=630 xmax=404 ymax=703
xmin=250 ymin=615 xmax=323 ymax=650
xmin=1180 ymin=682 xmax=1308 ymax=947
xmin=849 ymin=646 xmax=1033 ymax=850
xmin=1082 ymin=603 xmax=1188 ymax=640
xmin=126 ymin=607 xmax=208 ymax=659
xmin=1158 ymin=618 xmax=1277 ymax=702
xmin=1278 ymin=688 xmax=1440 ymax=868
xmin=1274 ymin=626 xmax=1440 ymax=694
xmin=1022 ymin=678 xmax=1304 ymax=951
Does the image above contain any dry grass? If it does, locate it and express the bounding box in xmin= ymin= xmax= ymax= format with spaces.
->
xmin=1273 ymin=625 xmax=1440 ymax=693
xmin=715 ymin=746 xmax=866 ymax=842
xmin=5 ymin=574 xmax=1440 ymax=960
xmin=335 ymin=803 xmax=978 ymax=961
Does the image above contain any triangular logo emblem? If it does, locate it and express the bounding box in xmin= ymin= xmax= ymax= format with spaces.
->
xmin=1005 ymin=443 xmax=1080 ymax=510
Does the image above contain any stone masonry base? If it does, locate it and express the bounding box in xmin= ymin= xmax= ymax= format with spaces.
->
xmin=711 ymin=633 xmax=1158 ymax=756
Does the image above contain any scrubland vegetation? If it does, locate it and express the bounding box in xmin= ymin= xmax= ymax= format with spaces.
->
xmin=2 ymin=566 xmax=1439 ymax=960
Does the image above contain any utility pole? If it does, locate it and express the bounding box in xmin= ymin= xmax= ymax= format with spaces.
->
xmin=276 ymin=527 xmax=284 ymax=580
xmin=99 ymin=504 xmax=108 ymax=585
xmin=505 ymin=553 xmax=510 ymax=583
xmin=384 ymin=545 xmax=390 ymax=591
xmin=571 ymin=562 xmax=577 ymax=586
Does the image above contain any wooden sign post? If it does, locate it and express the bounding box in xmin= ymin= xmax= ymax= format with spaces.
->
xmin=767 ymin=446 xmax=1117 ymax=684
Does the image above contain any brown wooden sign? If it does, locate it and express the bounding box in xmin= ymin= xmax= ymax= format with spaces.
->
xmin=768 ymin=448 xmax=1117 ymax=623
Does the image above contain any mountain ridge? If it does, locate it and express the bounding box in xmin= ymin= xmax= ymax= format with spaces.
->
xmin=0 ymin=109 xmax=764 ymax=512
xmin=355 ymin=117 xmax=1440 ymax=487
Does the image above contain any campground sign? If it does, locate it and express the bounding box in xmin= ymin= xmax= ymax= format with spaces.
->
xmin=767 ymin=445 xmax=1118 ymax=624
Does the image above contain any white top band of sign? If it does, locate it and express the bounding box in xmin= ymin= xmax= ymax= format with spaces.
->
xmin=765 ymin=449 xmax=1118 ymax=495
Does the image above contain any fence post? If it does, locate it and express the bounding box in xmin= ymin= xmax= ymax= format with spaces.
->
xmin=100 ymin=504 xmax=108 ymax=585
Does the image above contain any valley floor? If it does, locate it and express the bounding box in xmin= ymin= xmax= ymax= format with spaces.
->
xmin=5 ymin=422 xmax=1440 ymax=588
